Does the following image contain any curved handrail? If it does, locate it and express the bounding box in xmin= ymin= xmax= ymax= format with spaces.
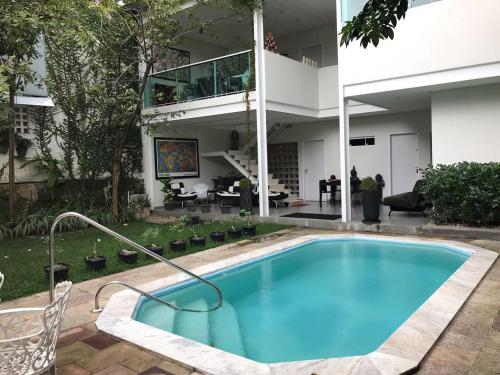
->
xmin=48 ymin=212 xmax=223 ymax=312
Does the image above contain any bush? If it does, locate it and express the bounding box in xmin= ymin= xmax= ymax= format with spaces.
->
xmin=419 ymin=162 xmax=500 ymax=226
xmin=360 ymin=177 xmax=377 ymax=192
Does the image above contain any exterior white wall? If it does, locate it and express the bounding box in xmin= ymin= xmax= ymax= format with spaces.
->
xmin=339 ymin=0 xmax=500 ymax=88
xmin=272 ymin=111 xmax=431 ymax=198
xmin=173 ymin=38 xmax=229 ymax=64
xmin=276 ymin=25 xmax=338 ymax=67
xmin=142 ymin=126 xmax=237 ymax=207
xmin=431 ymin=84 xmax=500 ymax=165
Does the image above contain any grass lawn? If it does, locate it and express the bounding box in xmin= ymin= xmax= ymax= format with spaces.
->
xmin=0 ymin=220 xmax=289 ymax=302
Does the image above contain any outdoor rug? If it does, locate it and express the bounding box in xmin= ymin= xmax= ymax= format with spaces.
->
xmin=280 ymin=213 xmax=342 ymax=220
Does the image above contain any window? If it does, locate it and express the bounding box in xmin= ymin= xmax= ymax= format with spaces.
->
xmin=14 ymin=107 xmax=32 ymax=134
xmin=349 ymin=136 xmax=375 ymax=147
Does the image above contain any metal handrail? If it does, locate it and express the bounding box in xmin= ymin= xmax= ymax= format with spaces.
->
xmin=48 ymin=212 xmax=223 ymax=313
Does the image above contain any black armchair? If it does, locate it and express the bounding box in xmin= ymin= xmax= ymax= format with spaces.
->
xmin=382 ymin=180 xmax=425 ymax=215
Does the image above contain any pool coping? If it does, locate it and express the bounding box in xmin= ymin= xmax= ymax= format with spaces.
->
xmin=96 ymin=234 xmax=498 ymax=375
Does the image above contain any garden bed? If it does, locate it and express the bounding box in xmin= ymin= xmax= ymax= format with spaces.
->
xmin=0 ymin=221 xmax=289 ymax=302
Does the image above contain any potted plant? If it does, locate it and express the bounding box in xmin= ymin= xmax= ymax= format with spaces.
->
xmin=361 ymin=177 xmax=381 ymax=224
xmin=169 ymin=221 xmax=188 ymax=251
xmin=15 ymin=136 xmax=32 ymax=158
xmin=141 ymin=227 xmax=164 ymax=257
xmin=117 ymin=246 xmax=139 ymax=264
xmin=43 ymin=240 xmax=70 ymax=281
xmin=210 ymin=221 xmax=226 ymax=242
xmin=134 ymin=194 xmax=151 ymax=219
xmin=240 ymin=209 xmax=257 ymax=236
xmin=184 ymin=216 xmax=206 ymax=246
xmin=239 ymin=177 xmax=253 ymax=211
xmin=0 ymin=128 xmax=8 ymax=154
xmin=220 ymin=205 xmax=232 ymax=214
xmin=227 ymin=216 xmax=243 ymax=239
xmin=161 ymin=177 xmax=176 ymax=210
xmin=84 ymin=238 xmax=107 ymax=271
xmin=375 ymin=174 xmax=385 ymax=203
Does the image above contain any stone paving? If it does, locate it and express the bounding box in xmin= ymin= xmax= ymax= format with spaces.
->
xmin=1 ymin=228 xmax=499 ymax=374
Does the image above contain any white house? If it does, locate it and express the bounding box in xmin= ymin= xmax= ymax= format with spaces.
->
xmin=141 ymin=0 xmax=500 ymax=222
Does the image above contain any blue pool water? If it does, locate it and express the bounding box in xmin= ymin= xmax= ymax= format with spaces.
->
xmin=134 ymin=238 xmax=469 ymax=363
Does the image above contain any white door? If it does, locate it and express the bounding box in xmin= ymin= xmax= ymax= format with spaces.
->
xmin=391 ymin=133 xmax=419 ymax=195
xmin=303 ymin=140 xmax=325 ymax=201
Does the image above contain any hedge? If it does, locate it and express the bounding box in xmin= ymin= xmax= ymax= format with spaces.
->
xmin=418 ymin=162 xmax=500 ymax=226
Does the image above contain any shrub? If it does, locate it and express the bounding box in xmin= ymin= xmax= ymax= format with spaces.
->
xmin=360 ymin=177 xmax=377 ymax=192
xmin=419 ymin=162 xmax=500 ymax=226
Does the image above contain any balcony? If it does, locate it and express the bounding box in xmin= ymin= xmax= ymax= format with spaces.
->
xmin=144 ymin=50 xmax=254 ymax=108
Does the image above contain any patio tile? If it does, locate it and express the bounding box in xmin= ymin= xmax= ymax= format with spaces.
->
xmin=138 ymin=366 xmax=176 ymax=375
xmin=56 ymin=363 xmax=91 ymax=375
xmin=493 ymin=310 xmax=500 ymax=331
xmin=435 ymin=331 xmax=485 ymax=352
xmin=417 ymin=359 xmax=468 ymax=375
xmin=155 ymin=360 xmax=193 ymax=375
xmin=57 ymin=326 xmax=95 ymax=348
xmin=119 ymin=349 xmax=162 ymax=372
xmin=469 ymin=346 xmax=500 ymax=374
xmin=424 ymin=346 xmax=478 ymax=370
xmin=94 ymin=364 xmax=136 ymax=375
xmin=484 ymin=329 xmax=500 ymax=350
xmin=82 ymin=332 xmax=120 ymax=350
xmin=75 ymin=342 xmax=147 ymax=373
xmin=56 ymin=342 xmax=98 ymax=366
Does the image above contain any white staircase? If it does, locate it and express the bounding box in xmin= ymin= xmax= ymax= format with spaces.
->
xmin=201 ymin=149 xmax=301 ymax=204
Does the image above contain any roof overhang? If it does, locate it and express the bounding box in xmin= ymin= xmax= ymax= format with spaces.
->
xmin=14 ymin=96 xmax=54 ymax=107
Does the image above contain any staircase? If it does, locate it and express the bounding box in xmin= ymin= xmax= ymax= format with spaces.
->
xmin=201 ymin=149 xmax=301 ymax=204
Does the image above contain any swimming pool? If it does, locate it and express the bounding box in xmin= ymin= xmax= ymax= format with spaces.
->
xmin=133 ymin=237 xmax=468 ymax=363
xmin=97 ymin=235 xmax=497 ymax=374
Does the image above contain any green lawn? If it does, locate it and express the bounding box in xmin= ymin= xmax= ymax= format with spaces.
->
xmin=0 ymin=220 xmax=289 ymax=302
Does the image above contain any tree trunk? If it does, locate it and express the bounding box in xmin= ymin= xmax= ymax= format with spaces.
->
xmin=8 ymin=83 xmax=16 ymax=221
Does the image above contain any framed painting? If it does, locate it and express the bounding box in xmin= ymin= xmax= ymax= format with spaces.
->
xmin=154 ymin=138 xmax=200 ymax=179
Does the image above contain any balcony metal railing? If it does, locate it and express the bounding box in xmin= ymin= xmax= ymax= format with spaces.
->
xmin=144 ymin=50 xmax=254 ymax=108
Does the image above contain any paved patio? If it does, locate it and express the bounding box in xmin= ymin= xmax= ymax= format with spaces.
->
xmin=1 ymin=228 xmax=498 ymax=375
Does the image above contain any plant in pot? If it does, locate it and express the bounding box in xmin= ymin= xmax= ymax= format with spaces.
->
xmin=227 ymin=216 xmax=243 ymax=239
xmin=210 ymin=221 xmax=226 ymax=242
xmin=161 ymin=177 xmax=176 ymax=210
xmin=183 ymin=215 xmax=206 ymax=247
xmin=43 ymin=238 xmax=69 ymax=282
xmin=15 ymin=136 xmax=32 ymax=158
xmin=361 ymin=177 xmax=381 ymax=224
xmin=117 ymin=243 xmax=139 ymax=264
xmin=141 ymin=227 xmax=164 ymax=257
xmin=239 ymin=177 xmax=253 ymax=212
xmin=169 ymin=221 xmax=188 ymax=251
xmin=134 ymin=194 xmax=151 ymax=220
xmin=240 ymin=209 xmax=257 ymax=236
xmin=84 ymin=238 xmax=107 ymax=271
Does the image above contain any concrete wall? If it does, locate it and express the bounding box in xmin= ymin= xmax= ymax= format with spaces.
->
xmin=339 ymin=0 xmax=500 ymax=88
xmin=272 ymin=111 xmax=431 ymax=198
xmin=142 ymin=125 xmax=237 ymax=207
xmin=431 ymin=84 xmax=500 ymax=165
xmin=276 ymin=25 xmax=338 ymax=67
xmin=173 ymin=38 xmax=229 ymax=64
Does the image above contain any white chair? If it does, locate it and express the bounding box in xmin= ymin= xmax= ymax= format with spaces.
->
xmin=0 ymin=281 xmax=72 ymax=375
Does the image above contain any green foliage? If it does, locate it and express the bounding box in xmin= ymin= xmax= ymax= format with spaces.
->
xmin=230 ymin=0 xmax=264 ymax=11
xmin=419 ymin=162 xmax=500 ymax=226
xmin=239 ymin=208 xmax=252 ymax=226
xmin=170 ymin=219 xmax=187 ymax=240
xmin=239 ymin=177 xmax=252 ymax=189
xmin=361 ymin=177 xmax=378 ymax=192
xmin=340 ymin=0 xmax=408 ymax=48
xmin=160 ymin=178 xmax=173 ymax=202
xmin=141 ymin=227 xmax=160 ymax=246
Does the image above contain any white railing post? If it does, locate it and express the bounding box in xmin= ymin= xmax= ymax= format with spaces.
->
xmin=254 ymin=9 xmax=269 ymax=217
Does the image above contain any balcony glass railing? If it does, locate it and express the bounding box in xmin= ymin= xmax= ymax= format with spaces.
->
xmin=144 ymin=50 xmax=254 ymax=108
xmin=341 ymin=0 xmax=441 ymax=22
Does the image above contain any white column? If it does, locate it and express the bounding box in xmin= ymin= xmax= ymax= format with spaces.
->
xmin=339 ymin=97 xmax=351 ymax=222
xmin=142 ymin=130 xmax=156 ymax=207
xmin=253 ymin=9 xmax=269 ymax=217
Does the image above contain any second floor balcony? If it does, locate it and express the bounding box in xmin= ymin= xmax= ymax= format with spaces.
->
xmin=144 ymin=50 xmax=254 ymax=108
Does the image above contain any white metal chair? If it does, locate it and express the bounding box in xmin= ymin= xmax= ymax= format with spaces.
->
xmin=0 ymin=281 xmax=72 ymax=375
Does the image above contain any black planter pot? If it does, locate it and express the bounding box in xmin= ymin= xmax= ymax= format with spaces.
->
xmin=16 ymin=145 xmax=28 ymax=158
xmin=200 ymin=204 xmax=211 ymax=213
xmin=170 ymin=240 xmax=187 ymax=252
xmin=117 ymin=250 xmax=139 ymax=264
xmin=163 ymin=201 xmax=177 ymax=210
xmin=221 ymin=205 xmax=232 ymax=214
xmin=186 ymin=204 xmax=198 ymax=212
xmin=145 ymin=245 xmax=164 ymax=257
xmin=210 ymin=231 xmax=226 ymax=242
xmin=84 ymin=256 xmax=107 ymax=271
xmin=227 ymin=228 xmax=242 ymax=239
xmin=362 ymin=190 xmax=381 ymax=224
xmin=242 ymin=225 xmax=257 ymax=236
xmin=190 ymin=215 xmax=200 ymax=225
xmin=240 ymin=187 xmax=253 ymax=211
xmin=190 ymin=236 xmax=206 ymax=246
xmin=44 ymin=263 xmax=69 ymax=282
xmin=0 ymin=144 xmax=8 ymax=154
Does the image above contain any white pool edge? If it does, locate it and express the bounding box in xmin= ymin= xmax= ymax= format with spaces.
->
xmin=96 ymin=234 xmax=498 ymax=375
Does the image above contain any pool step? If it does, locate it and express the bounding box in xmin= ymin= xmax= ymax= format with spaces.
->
xmin=172 ymin=299 xmax=210 ymax=345
xmin=209 ymin=300 xmax=247 ymax=357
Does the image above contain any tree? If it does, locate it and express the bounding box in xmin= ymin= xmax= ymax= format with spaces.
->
xmin=340 ymin=0 xmax=408 ymax=48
